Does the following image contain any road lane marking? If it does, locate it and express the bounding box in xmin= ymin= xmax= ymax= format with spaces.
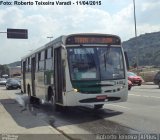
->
xmin=108 ymin=104 xmax=130 ymax=110
xmin=129 ymin=94 xmax=160 ymax=99
xmin=129 ymin=94 xmax=141 ymax=97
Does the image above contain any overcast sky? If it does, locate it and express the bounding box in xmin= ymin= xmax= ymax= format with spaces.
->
xmin=0 ymin=0 xmax=160 ymax=64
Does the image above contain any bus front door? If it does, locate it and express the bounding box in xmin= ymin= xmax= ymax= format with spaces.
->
xmin=22 ymin=61 xmax=26 ymax=93
xmin=54 ymin=47 xmax=63 ymax=104
xmin=31 ymin=57 xmax=36 ymax=96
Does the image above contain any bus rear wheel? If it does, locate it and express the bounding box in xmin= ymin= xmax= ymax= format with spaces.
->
xmin=94 ymin=104 xmax=104 ymax=109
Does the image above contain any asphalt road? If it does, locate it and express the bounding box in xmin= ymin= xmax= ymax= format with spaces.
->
xmin=104 ymin=84 xmax=160 ymax=133
xmin=0 ymin=84 xmax=160 ymax=139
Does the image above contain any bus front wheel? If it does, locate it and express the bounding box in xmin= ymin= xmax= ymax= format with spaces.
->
xmin=94 ymin=104 xmax=104 ymax=109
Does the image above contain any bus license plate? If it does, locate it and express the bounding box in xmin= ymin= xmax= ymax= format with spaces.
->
xmin=96 ymin=95 xmax=107 ymax=100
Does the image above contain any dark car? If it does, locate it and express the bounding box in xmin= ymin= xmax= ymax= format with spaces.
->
xmin=153 ymin=71 xmax=160 ymax=88
xmin=127 ymin=72 xmax=143 ymax=86
xmin=6 ymin=78 xmax=21 ymax=90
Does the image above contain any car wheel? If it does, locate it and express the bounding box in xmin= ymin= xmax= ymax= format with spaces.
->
xmin=128 ymin=86 xmax=131 ymax=90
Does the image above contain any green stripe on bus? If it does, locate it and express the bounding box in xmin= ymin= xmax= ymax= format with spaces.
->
xmin=72 ymin=81 xmax=101 ymax=93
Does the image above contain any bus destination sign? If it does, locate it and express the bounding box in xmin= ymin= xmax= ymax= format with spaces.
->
xmin=66 ymin=35 xmax=121 ymax=45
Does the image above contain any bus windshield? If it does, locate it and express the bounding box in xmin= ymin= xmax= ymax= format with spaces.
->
xmin=67 ymin=47 xmax=125 ymax=81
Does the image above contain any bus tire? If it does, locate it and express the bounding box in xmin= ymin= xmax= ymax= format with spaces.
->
xmin=94 ymin=104 xmax=104 ymax=109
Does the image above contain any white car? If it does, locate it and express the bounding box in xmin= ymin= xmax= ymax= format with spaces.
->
xmin=0 ymin=78 xmax=7 ymax=85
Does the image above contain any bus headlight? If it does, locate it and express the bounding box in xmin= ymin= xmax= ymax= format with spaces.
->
xmin=73 ymin=88 xmax=78 ymax=92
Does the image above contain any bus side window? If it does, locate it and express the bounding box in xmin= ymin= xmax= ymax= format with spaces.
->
xmin=36 ymin=54 xmax=39 ymax=72
xmin=26 ymin=58 xmax=28 ymax=72
xmin=39 ymin=51 xmax=45 ymax=71
xmin=45 ymin=49 xmax=48 ymax=59
xmin=44 ymin=49 xmax=47 ymax=70
xmin=28 ymin=57 xmax=31 ymax=72
xmin=51 ymin=47 xmax=53 ymax=57
xmin=45 ymin=48 xmax=52 ymax=70
xmin=38 ymin=53 xmax=41 ymax=71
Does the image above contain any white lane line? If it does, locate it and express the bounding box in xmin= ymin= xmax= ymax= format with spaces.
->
xmin=108 ymin=104 xmax=130 ymax=110
xmin=129 ymin=94 xmax=160 ymax=99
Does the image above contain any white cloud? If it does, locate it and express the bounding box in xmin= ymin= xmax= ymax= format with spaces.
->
xmin=138 ymin=24 xmax=160 ymax=35
xmin=142 ymin=1 xmax=160 ymax=11
xmin=0 ymin=0 xmax=160 ymax=64
xmin=1 ymin=7 xmax=24 ymax=27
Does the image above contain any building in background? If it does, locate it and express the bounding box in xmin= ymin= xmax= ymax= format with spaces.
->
xmin=9 ymin=66 xmax=21 ymax=78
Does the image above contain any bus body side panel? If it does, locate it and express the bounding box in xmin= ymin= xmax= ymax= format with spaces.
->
xmin=35 ymin=71 xmax=46 ymax=100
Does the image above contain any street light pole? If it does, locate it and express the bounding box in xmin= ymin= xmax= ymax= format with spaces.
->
xmin=133 ymin=0 xmax=137 ymax=37
xmin=47 ymin=36 xmax=53 ymax=42
xmin=133 ymin=0 xmax=138 ymax=71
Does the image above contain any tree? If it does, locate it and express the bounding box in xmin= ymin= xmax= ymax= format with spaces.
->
xmin=0 ymin=65 xmax=9 ymax=77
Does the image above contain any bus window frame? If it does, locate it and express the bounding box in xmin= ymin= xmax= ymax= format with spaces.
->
xmin=66 ymin=45 xmax=125 ymax=82
xmin=45 ymin=47 xmax=53 ymax=71
xmin=38 ymin=51 xmax=45 ymax=71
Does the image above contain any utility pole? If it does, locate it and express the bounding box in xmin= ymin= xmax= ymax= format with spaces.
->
xmin=133 ymin=0 xmax=138 ymax=72
xmin=133 ymin=0 xmax=137 ymax=38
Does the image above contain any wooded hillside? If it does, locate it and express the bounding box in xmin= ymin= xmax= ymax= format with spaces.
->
xmin=122 ymin=31 xmax=160 ymax=67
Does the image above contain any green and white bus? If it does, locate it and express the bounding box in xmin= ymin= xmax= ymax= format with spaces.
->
xmin=21 ymin=33 xmax=128 ymax=110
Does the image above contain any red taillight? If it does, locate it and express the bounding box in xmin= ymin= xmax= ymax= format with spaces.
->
xmin=96 ymin=95 xmax=107 ymax=100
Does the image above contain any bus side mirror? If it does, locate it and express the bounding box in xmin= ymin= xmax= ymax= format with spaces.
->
xmin=124 ymin=51 xmax=129 ymax=70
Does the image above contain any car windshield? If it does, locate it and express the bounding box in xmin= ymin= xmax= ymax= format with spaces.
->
xmin=7 ymin=79 xmax=19 ymax=83
xmin=11 ymin=80 xmax=19 ymax=83
xmin=127 ymin=72 xmax=137 ymax=77
xmin=67 ymin=46 xmax=125 ymax=81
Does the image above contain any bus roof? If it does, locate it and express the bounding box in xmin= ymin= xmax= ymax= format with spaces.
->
xmin=21 ymin=35 xmax=65 ymax=60
xmin=21 ymin=33 xmax=121 ymax=60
